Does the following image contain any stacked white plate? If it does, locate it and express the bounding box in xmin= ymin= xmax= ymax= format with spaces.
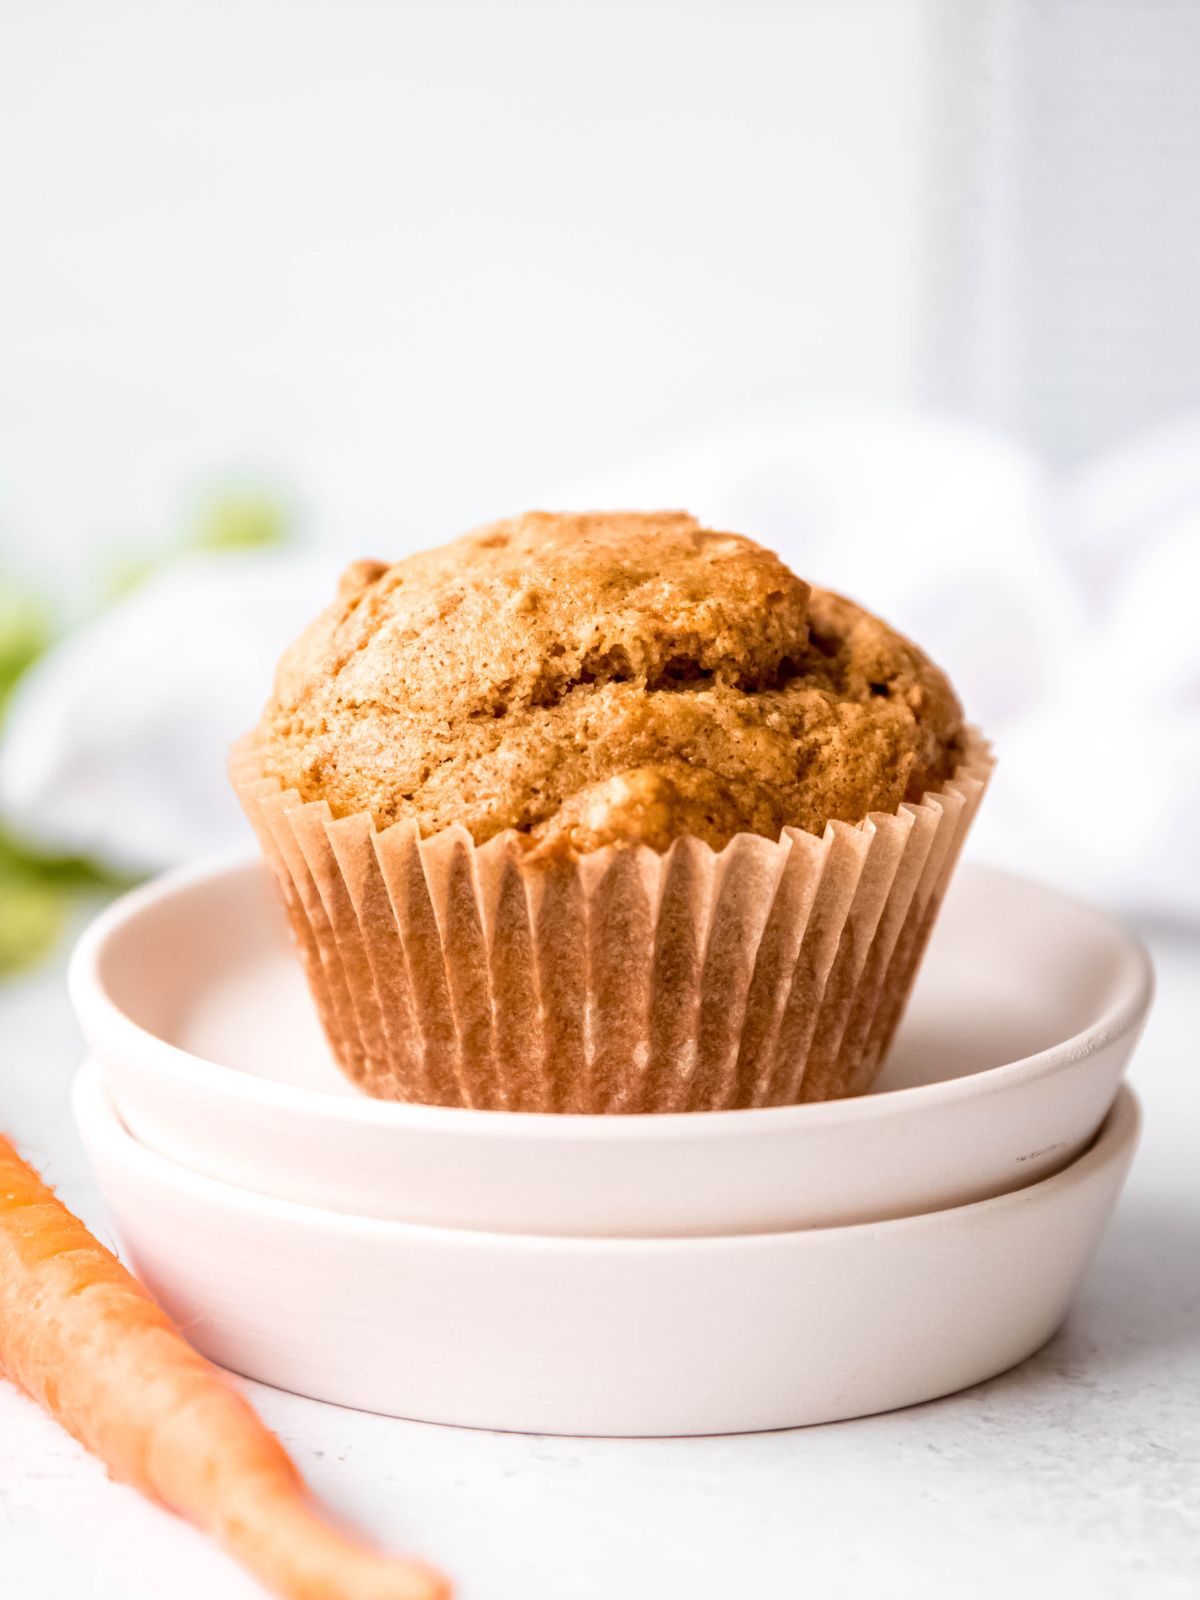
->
xmin=70 ymin=856 xmax=1151 ymax=1436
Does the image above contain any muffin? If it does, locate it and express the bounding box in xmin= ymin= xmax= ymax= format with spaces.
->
xmin=232 ymin=511 xmax=991 ymax=1111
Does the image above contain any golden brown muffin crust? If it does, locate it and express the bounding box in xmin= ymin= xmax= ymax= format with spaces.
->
xmin=256 ymin=511 xmax=965 ymax=852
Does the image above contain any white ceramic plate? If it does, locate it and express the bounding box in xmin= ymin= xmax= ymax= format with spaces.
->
xmin=74 ymin=1065 xmax=1140 ymax=1436
xmin=71 ymin=857 xmax=1152 ymax=1236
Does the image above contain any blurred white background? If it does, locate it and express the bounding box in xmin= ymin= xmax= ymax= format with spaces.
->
xmin=2 ymin=0 xmax=1200 ymax=919
xmin=3 ymin=0 xmax=938 ymax=581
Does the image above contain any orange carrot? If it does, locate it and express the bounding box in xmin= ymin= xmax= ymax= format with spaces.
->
xmin=0 ymin=1134 xmax=450 ymax=1600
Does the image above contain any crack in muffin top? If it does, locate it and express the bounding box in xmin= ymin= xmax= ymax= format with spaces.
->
xmin=255 ymin=511 xmax=965 ymax=853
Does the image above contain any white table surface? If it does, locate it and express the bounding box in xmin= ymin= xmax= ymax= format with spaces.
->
xmin=2 ymin=895 xmax=1198 ymax=1600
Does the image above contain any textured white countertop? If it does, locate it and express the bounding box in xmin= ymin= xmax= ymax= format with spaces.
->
xmin=1 ymin=906 xmax=1198 ymax=1600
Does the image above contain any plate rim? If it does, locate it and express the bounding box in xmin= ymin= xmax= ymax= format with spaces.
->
xmin=73 ymin=1060 xmax=1141 ymax=1250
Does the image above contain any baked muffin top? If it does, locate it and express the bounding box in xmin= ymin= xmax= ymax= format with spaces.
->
xmin=254 ymin=511 xmax=965 ymax=853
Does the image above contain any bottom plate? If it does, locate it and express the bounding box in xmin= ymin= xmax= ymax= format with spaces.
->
xmin=74 ymin=1064 xmax=1139 ymax=1437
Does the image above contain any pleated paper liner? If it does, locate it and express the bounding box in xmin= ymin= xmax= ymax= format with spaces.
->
xmin=229 ymin=732 xmax=992 ymax=1112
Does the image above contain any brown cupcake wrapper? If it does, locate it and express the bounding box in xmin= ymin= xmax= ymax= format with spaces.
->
xmin=230 ymin=732 xmax=993 ymax=1112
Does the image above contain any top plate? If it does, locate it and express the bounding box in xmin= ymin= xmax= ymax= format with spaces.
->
xmin=70 ymin=856 xmax=1152 ymax=1235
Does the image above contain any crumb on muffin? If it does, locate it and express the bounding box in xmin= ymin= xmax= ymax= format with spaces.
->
xmin=255 ymin=511 xmax=965 ymax=853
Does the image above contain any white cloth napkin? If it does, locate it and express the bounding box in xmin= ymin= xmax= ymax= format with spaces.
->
xmin=0 ymin=550 xmax=343 ymax=875
xmin=3 ymin=406 xmax=1198 ymax=919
